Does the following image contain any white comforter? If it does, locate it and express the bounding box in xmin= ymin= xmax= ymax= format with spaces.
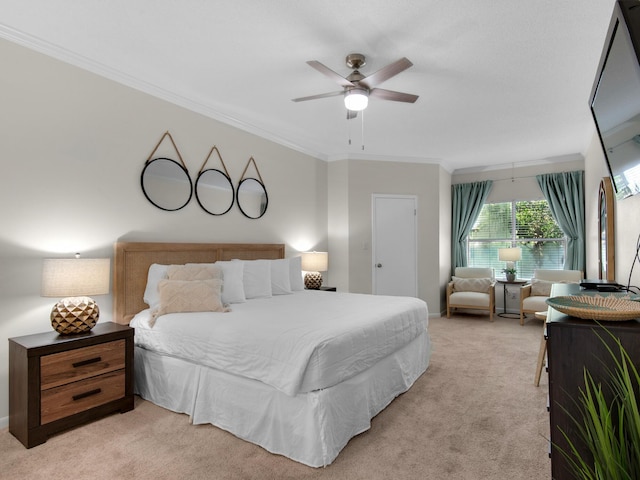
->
xmin=130 ymin=290 xmax=428 ymax=396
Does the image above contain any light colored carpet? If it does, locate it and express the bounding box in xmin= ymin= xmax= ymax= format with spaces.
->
xmin=1 ymin=314 xmax=550 ymax=479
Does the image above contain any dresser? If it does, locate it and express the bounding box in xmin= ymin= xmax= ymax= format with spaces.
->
xmin=546 ymin=284 xmax=640 ymax=479
xmin=9 ymin=322 xmax=134 ymax=448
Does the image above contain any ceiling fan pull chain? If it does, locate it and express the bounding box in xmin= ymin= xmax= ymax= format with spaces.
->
xmin=361 ymin=109 xmax=365 ymax=151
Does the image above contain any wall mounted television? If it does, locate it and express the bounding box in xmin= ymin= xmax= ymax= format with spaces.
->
xmin=590 ymin=0 xmax=640 ymax=200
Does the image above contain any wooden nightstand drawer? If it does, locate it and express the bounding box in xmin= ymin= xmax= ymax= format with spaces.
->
xmin=41 ymin=370 xmax=125 ymax=424
xmin=41 ymin=339 xmax=126 ymax=390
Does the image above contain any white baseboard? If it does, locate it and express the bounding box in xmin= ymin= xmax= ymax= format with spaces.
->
xmin=0 ymin=416 xmax=8 ymax=429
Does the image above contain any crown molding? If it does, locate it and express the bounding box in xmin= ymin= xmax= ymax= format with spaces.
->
xmin=0 ymin=23 xmax=327 ymax=161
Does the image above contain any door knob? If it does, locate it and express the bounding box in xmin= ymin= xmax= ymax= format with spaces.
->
xmin=376 ymin=263 xmax=383 ymax=268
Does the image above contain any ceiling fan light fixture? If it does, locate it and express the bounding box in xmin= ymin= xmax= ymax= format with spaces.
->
xmin=344 ymin=88 xmax=369 ymax=111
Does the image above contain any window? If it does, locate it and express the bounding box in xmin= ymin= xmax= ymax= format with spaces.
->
xmin=468 ymin=200 xmax=565 ymax=279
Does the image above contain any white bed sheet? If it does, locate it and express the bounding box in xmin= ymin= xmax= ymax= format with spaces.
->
xmin=131 ymin=290 xmax=428 ymax=396
xmin=134 ymin=329 xmax=431 ymax=467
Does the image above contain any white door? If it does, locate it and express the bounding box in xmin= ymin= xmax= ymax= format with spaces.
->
xmin=372 ymin=194 xmax=418 ymax=297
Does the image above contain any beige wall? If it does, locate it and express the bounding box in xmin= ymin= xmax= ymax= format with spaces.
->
xmin=439 ymin=168 xmax=453 ymax=312
xmin=452 ymin=156 xmax=585 ymax=200
xmin=0 ymin=38 xmax=328 ymax=422
xmin=327 ymin=159 xmax=449 ymax=315
xmin=327 ymin=160 xmax=350 ymax=291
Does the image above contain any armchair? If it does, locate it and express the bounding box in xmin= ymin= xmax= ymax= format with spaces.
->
xmin=519 ymin=269 xmax=583 ymax=325
xmin=446 ymin=267 xmax=496 ymax=321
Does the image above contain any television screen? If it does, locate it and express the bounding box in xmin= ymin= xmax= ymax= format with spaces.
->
xmin=590 ymin=1 xmax=640 ymax=200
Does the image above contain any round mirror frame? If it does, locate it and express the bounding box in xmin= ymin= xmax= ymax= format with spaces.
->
xmin=236 ymin=177 xmax=269 ymax=219
xmin=598 ymin=176 xmax=615 ymax=281
xmin=195 ymin=168 xmax=235 ymax=216
xmin=141 ymin=157 xmax=193 ymax=212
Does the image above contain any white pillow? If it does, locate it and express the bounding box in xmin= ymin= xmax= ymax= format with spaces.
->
xmin=212 ymin=261 xmax=246 ymax=304
xmin=143 ymin=263 xmax=169 ymax=309
xmin=288 ymin=256 xmax=305 ymax=291
xmin=237 ymin=259 xmax=272 ymax=299
xmin=270 ymin=258 xmax=292 ymax=295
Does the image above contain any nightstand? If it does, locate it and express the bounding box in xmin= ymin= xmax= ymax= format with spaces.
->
xmin=9 ymin=322 xmax=134 ymax=448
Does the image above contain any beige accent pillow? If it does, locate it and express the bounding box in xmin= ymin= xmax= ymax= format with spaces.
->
xmin=452 ymin=276 xmax=491 ymax=293
xmin=167 ymin=264 xmax=222 ymax=281
xmin=531 ymin=278 xmax=553 ymax=296
xmin=153 ymin=279 xmax=228 ymax=320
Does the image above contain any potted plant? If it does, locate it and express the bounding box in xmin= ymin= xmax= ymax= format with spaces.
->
xmin=503 ymin=267 xmax=517 ymax=282
xmin=557 ymin=330 xmax=640 ymax=479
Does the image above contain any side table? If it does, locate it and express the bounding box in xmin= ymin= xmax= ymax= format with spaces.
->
xmin=9 ymin=321 xmax=134 ymax=448
xmin=496 ymin=278 xmax=528 ymax=318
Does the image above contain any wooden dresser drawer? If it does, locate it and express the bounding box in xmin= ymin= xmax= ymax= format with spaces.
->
xmin=40 ymin=339 xmax=125 ymax=390
xmin=41 ymin=369 xmax=125 ymax=425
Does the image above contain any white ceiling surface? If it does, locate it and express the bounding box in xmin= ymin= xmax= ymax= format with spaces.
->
xmin=0 ymin=0 xmax=617 ymax=172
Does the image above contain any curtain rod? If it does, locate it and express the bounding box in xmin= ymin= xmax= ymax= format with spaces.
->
xmin=491 ymin=174 xmax=539 ymax=182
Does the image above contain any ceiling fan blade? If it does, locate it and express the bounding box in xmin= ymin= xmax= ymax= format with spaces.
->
xmin=347 ymin=110 xmax=358 ymax=120
xmin=292 ymin=91 xmax=344 ymax=102
xmin=307 ymin=60 xmax=354 ymax=87
xmin=359 ymin=57 xmax=413 ymax=89
xmin=369 ymin=88 xmax=419 ymax=103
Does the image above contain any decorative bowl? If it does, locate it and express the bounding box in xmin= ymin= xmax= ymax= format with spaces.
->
xmin=546 ymin=292 xmax=640 ymax=321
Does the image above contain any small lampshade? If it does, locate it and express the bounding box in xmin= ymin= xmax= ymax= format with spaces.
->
xmin=498 ymin=248 xmax=522 ymax=262
xmin=42 ymin=258 xmax=110 ymax=335
xmin=301 ymin=251 xmax=328 ymax=289
xmin=344 ymin=88 xmax=369 ymax=111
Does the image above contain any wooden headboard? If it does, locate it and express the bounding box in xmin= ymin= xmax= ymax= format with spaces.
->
xmin=113 ymin=241 xmax=285 ymax=325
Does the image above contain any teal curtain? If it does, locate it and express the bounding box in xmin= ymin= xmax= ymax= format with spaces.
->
xmin=536 ymin=171 xmax=585 ymax=272
xmin=451 ymin=180 xmax=493 ymax=272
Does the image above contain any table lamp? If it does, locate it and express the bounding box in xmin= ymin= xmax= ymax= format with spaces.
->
xmin=301 ymin=251 xmax=328 ymax=289
xmin=41 ymin=256 xmax=111 ymax=335
xmin=498 ymin=247 xmax=522 ymax=280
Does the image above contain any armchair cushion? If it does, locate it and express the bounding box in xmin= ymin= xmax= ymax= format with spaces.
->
xmin=452 ymin=276 xmax=492 ymax=293
xmin=522 ymin=295 xmax=549 ymax=313
xmin=530 ymin=278 xmax=553 ymax=296
xmin=449 ymin=291 xmax=492 ymax=307
xmin=454 ymin=267 xmax=493 ymax=279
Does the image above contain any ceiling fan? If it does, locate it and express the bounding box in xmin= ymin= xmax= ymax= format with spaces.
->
xmin=292 ymin=53 xmax=419 ymax=119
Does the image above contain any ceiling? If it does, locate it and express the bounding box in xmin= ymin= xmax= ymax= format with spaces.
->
xmin=0 ymin=0 xmax=617 ymax=173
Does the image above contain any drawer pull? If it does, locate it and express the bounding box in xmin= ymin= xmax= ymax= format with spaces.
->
xmin=72 ymin=388 xmax=102 ymax=401
xmin=72 ymin=356 xmax=102 ymax=368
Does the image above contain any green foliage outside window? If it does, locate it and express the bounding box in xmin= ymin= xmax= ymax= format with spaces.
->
xmin=469 ymin=200 xmax=565 ymax=278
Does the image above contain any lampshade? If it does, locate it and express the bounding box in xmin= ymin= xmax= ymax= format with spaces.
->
xmin=42 ymin=258 xmax=111 ymax=297
xmin=344 ymin=88 xmax=369 ymax=111
xmin=301 ymin=251 xmax=328 ymax=272
xmin=42 ymin=257 xmax=110 ymax=335
xmin=498 ymin=248 xmax=522 ymax=262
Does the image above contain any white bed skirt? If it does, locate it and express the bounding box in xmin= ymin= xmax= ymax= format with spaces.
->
xmin=134 ymin=329 xmax=431 ymax=467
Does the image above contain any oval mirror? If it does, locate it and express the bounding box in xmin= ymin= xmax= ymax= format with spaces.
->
xmin=236 ymin=178 xmax=268 ymax=219
xmin=195 ymin=169 xmax=235 ymax=215
xmin=141 ymin=157 xmax=193 ymax=211
xmin=598 ymin=177 xmax=615 ymax=281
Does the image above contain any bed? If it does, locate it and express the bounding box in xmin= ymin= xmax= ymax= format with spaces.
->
xmin=113 ymin=241 xmax=431 ymax=467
